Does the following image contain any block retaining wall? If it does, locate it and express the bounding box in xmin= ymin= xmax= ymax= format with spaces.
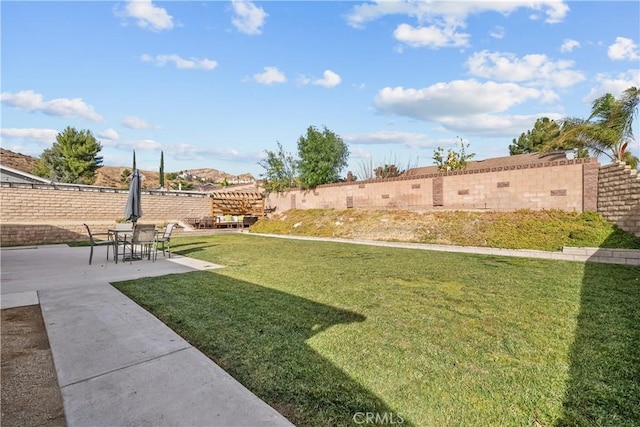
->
xmin=266 ymin=158 xmax=599 ymax=214
xmin=597 ymin=162 xmax=640 ymax=237
xmin=2 ymin=157 xmax=639 ymax=245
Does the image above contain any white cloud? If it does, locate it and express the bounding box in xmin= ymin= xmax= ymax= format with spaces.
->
xmin=393 ymin=23 xmax=469 ymax=49
xmin=0 ymin=90 xmax=103 ymax=122
xmin=345 ymin=1 xmax=569 ymax=29
xmin=375 ymin=80 xmax=548 ymax=120
xmin=122 ymin=116 xmax=154 ymax=129
xmin=466 ymin=50 xmax=585 ymax=88
xmin=133 ymin=139 xmax=162 ymax=150
xmin=0 ymin=128 xmax=58 ymax=144
xmin=252 ymin=66 xmax=286 ymax=85
xmin=608 ymin=37 xmax=640 ymax=61
xmin=170 ymin=142 xmax=262 ymax=163
xmin=296 ymin=75 xmax=312 ymax=86
xmin=344 ymin=131 xmax=440 ymax=149
xmin=371 ymin=80 xmax=569 ymax=137
xmin=560 ymin=39 xmax=580 ymax=53
xmin=437 ymin=112 xmax=563 ymax=137
xmin=347 ymin=146 xmax=373 ymax=160
xmin=102 ymin=137 xmax=162 ymax=151
xmin=98 ymin=128 xmax=120 ymax=140
xmin=120 ymin=0 xmax=173 ymax=32
xmin=490 ymin=26 xmax=505 ymax=39
xmin=141 ymin=54 xmax=218 ymax=70
xmin=231 ymin=0 xmax=267 ymax=35
xmin=313 ymin=70 xmax=342 ymax=88
xmin=583 ymin=69 xmax=640 ymax=103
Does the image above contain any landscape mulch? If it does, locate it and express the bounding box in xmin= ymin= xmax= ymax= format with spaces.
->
xmin=1 ymin=305 xmax=66 ymax=427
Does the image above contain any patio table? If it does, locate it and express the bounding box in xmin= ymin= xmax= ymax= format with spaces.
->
xmin=108 ymin=229 xmax=133 ymax=263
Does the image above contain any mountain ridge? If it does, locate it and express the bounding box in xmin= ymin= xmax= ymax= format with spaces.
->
xmin=0 ymin=148 xmax=256 ymax=189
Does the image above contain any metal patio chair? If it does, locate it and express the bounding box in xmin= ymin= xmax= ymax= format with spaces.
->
xmin=125 ymin=224 xmax=158 ymax=263
xmin=83 ymin=223 xmax=113 ymax=265
xmin=156 ymin=223 xmax=176 ymax=258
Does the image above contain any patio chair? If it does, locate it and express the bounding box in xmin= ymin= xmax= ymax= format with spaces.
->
xmin=156 ymin=223 xmax=176 ymax=258
xmin=125 ymin=224 xmax=158 ymax=264
xmin=199 ymin=216 xmax=214 ymax=229
xmin=83 ymin=223 xmax=113 ymax=265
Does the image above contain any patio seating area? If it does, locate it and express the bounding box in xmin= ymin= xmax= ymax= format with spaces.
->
xmin=83 ymin=222 xmax=177 ymax=265
xmin=187 ymin=191 xmax=266 ymax=229
xmin=184 ymin=214 xmax=260 ymax=230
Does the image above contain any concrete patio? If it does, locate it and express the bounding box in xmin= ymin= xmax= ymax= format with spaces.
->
xmin=0 ymin=244 xmax=294 ymax=427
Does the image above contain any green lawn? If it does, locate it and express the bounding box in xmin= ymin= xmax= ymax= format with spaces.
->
xmin=114 ymin=234 xmax=640 ymax=427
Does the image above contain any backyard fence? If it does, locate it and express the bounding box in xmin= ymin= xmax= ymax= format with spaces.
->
xmin=1 ymin=155 xmax=638 ymax=245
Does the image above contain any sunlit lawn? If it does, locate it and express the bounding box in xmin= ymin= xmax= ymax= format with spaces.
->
xmin=114 ymin=234 xmax=640 ymax=426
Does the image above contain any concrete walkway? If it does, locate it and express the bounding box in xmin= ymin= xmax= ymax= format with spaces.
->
xmin=249 ymin=233 xmax=640 ymax=265
xmin=0 ymin=244 xmax=294 ymax=427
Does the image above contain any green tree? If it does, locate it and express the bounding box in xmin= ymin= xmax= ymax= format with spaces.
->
xmin=553 ymin=87 xmax=639 ymax=168
xmin=374 ymin=164 xmax=403 ymax=178
xmin=510 ymin=117 xmax=588 ymax=157
xmin=159 ymin=151 xmax=165 ymax=188
xmin=433 ymin=137 xmax=475 ymax=172
xmin=171 ymin=179 xmax=193 ymax=191
xmin=510 ymin=117 xmax=562 ymax=155
xmin=297 ymin=125 xmax=349 ymax=189
xmin=258 ymin=141 xmax=298 ymax=192
xmin=32 ymin=126 xmax=103 ymax=184
xmin=120 ymin=168 xmax=132 ymax=183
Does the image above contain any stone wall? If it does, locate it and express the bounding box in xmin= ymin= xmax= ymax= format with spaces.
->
xmin=597 ymin=162 xmax=640 ymax=236
xmin=0 ymin=183 xmax=210 ymax=245
xmin=266 ymin=157 xmax=599 ymax=214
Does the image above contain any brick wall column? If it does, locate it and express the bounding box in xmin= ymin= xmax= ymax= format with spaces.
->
xmin=582 ymin=161 xmax=599 ymax=211
xmin=432 ymin=176 xmax=443 ymax=207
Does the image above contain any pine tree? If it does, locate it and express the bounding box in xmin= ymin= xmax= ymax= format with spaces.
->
xmin=32 ymin=126 xmax=103 ymax=184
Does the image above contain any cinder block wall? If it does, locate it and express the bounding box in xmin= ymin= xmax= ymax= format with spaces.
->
xmin=267 ymin=158 xmax=597 ymax=214
xmin=598 ymin=162 xmax=640 ymax=236
xmin=4 ymin=157 xmax=638 ymax=245
xmin=1 ymin=185 xmax=211 ymax=245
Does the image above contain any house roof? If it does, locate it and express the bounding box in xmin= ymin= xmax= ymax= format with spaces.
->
xmin=405 ymin=151 xmax=577 ymax=176
xmin=0 ymin=164 xmax=54 ymax=184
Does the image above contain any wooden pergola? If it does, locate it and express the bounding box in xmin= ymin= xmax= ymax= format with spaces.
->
xmin=209 ymin=191 xmax=265 ymax=217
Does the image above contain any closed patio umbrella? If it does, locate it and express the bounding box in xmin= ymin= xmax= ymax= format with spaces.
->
xmin=125 ymin=169 xmax=143 ymax=224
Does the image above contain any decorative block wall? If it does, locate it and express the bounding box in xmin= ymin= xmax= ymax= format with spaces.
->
xmin=266 ymin=158 xmax=598 ymax=214
xmin=2 ymin=156 xmax=638 ymax=245
xmin=598 ymin=162 xmax=640 ymax=236
xmin=0 ymin=184 xmax=210 ymax=245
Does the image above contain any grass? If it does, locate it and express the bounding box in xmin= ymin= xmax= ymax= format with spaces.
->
xmin=249 ymin=209 xmax=640 ymax=251
xmin=114 ymin=234 xmax=640 ymax=426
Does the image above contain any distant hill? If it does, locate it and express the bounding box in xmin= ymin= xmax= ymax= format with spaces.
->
xmin=0 ymin=148 xmax=257 ymax=190
xmin=0 ymin=148 xmax=39 ymax=173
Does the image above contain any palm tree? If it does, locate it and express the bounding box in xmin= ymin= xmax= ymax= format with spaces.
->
xmin=555 ymin=87 xmax=639 ymax=168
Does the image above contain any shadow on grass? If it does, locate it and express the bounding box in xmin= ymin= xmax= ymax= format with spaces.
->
xmin=115 ymin=271 xmax=407 ymax=427
xmin=170 ymin=241 xmax=221 ymax=256
xmin=557 ymin=230 xmax=640 ymax=426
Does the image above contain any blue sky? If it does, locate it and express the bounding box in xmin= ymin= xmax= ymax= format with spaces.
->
xmin=2 ymin=1 xmax=639 ymax=178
